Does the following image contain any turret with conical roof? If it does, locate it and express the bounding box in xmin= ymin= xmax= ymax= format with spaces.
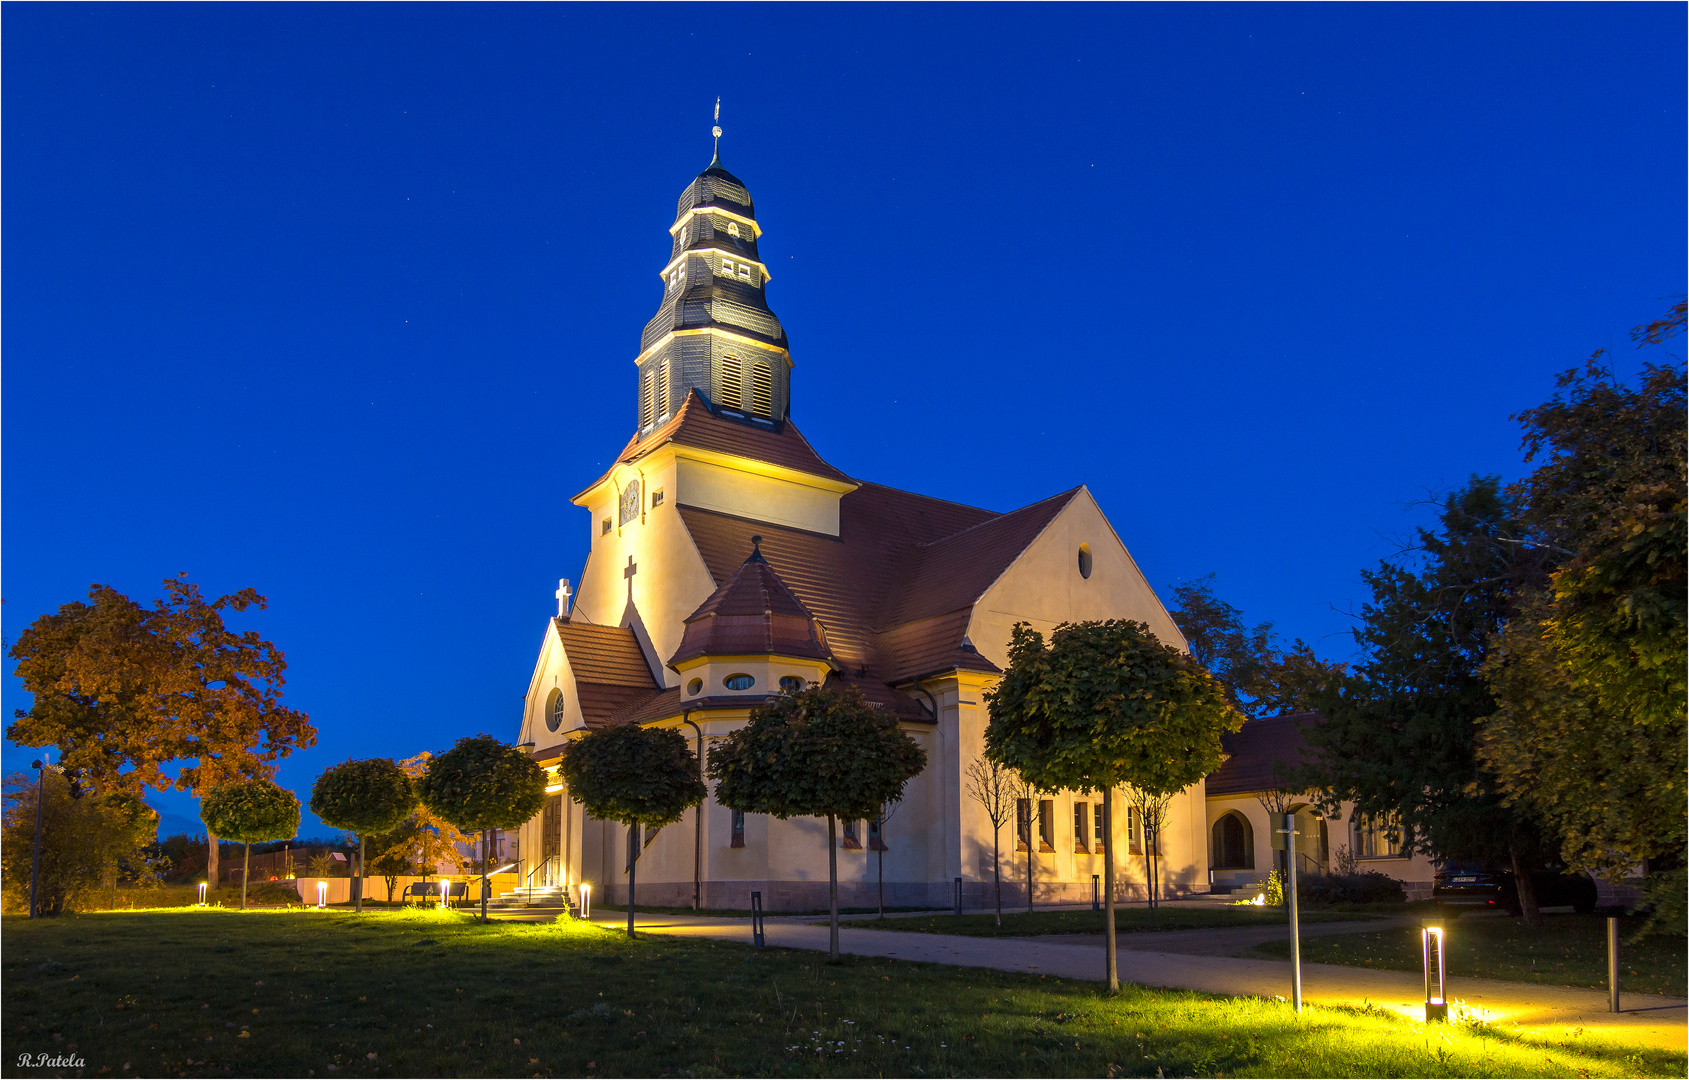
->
xmin=669 ymin=536 xmax=832 ymax=666
xmin=633 ymin=131 xmax=791 ymax=437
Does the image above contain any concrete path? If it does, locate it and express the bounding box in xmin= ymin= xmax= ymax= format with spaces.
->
xmin=586 ymin=910 xmax=1688 ymax=1051
xmin=1051 ymin=917 xmax=1412 ymax=956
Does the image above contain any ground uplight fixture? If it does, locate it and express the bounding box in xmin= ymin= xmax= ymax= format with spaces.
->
xmin=316 ymin=881 xmax=328 ymax=909
xmin=580 ymin=883 xmax=591 ymax=919
xmin=1421 ymin=919 xmax=1448 ymax=1022
xmin=197 ymin=882 xmax=208 ymax=906
xmin=439 ymin=879 xmax=449 ymax=909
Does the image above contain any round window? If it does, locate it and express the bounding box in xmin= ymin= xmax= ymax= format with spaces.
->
xmin=545 ymin=689 xmax=565 ymax=732
xmin=1077 ymin=543 xmax=1093 ymax=580
xmin=686 ymin=678 xmax=703 ymax=696
xmin=779 ymin=676 xmax=805 ymax=693
xmin=723 ymin=673 xmax=755 ymax=691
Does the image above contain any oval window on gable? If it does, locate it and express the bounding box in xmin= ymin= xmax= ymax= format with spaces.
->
xmin=545 ymin=688 xmax=566 ymax=732
xmin=723 ymin=673 xmax=755 ymax=691
xmin=779 ymin=676 xmax=804 ymax=693
xmin=1078 ymin=543 xmax=1094 ymax=579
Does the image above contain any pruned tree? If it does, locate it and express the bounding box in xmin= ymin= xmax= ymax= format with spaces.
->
xmin=309 ymin=758 xmax=416 ymax=913
xmin=557 ymin=723 xmax=706 ymax=938
xmin=415 ymin=735 xmax=547 ymax=922
xmin=7 ymin=576 xmax=316 ymax=887
xmin=964 ymin=754 xmax=1017 ymax=925
xmin=987 ymin=619 xmax=1242 ymax=991
xmin=873 ymin=795 xmax=902 ymax=919
xmin=199 ymin=777 xmax=300 ymax=910
xmin=1124 ymin=786 xmax=1174 ymax=911
xmin=709 ymin=684 xmax=926 ymax=961
xmin=1009 ymin=770 xmax=1043 ymax=915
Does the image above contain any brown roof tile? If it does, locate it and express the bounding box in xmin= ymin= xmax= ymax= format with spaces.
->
xmin=670 ymin=542 xmax=833 ymax=667
xmin=1204 ymin=712 xmax=1324 ymax=797
xmin=551 ymin=620 xmax=662 ymax=728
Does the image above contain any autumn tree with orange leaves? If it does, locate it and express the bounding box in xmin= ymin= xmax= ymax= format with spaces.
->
xmin=7 ymin=575 xmax=316 ymax=886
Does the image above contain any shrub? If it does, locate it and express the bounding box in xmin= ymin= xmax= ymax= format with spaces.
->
xmin=1298 ymin=870 xmax=1406 ymax=905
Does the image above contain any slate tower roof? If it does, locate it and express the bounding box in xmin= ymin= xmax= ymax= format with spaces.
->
xmin=634 ymin=144 xmax=790 ymax=439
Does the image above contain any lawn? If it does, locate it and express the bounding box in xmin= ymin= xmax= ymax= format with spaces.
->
xmin=1251 ymin=912 xmax=1688 ymax=998
xmin=836 ymin=905 xmax=1369 ymax=937
xmin=5 ymin=909 xmax=1682 ymax=1079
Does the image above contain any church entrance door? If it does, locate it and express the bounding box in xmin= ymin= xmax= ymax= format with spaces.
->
xmin=541 ymin=795 xmax=563 ymax=886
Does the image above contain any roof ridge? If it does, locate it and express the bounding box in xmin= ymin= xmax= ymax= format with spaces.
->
xmin=849 ymin=479 xmax=1001 ymax=519
xmin=912 ymin=486 xmax=1083 ymax=551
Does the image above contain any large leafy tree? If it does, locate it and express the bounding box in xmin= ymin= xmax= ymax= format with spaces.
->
xmin=309 ymin=759 xmax=416 ymax=913
xmin=1167 ymin=577 xmax=1346 ymax=717
xmin=415 ymin=735 xmax=546 ymax=922
xmin=200 ymin=777 xmax=300 ymax=911
xmin=709 ymin=685 xmax=926 ymax=961
xmin=1481 ymin=305 xmax=1687 ymax=924
xmin=558 ymin=723 xmax=707 ymax=938
xmin=7 ymin=576 xmax=316 ymax=887
xmin=1292 ymin=478 xmax=1560 ymax=923
xmin=985 ymin=620 xmax=1241 ymax=990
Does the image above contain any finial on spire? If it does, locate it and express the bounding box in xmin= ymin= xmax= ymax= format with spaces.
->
xmin=711 ymin=98 xmax=722 ymax=165
xmin=747 ymin=534 xmax=765 ymax=562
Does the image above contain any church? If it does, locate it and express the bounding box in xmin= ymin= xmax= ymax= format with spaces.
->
xmin=512 ymin=137 xmax=1216 ymax=911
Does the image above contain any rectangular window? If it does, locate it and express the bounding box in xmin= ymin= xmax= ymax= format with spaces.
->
xmin=1127 ymin=806 xmax=1142 ymax=855
xmin=868 ymin=816 xmax=885 ymax=852
xmin=842 ymin=819 xmax=861 ymax=849
xmin=650 ymin=489 xmax=665 ymax=509
xmin=731 ymin=809 xmax=745 ymax=848
xmin=1038 ymin=799 xmax=1054 ymax=851
xmin=1094 ymin=803 xmax=1107 ymax=851
xmin=1073 ymin=802 xmax=1088 ymax=852
xmin=601 ymin=518 xmax=611 ymax=536
xmin=1015 ymin=798 xmax=1031 ymax=852
xmin=749 ymin=361 xmax=773 ymax=419
xmin=644 ymin=824 xmax=659 ymax=848
xmin=1354 ymin=814 xmax=1402 ymax=858
xmin=737 ymin=262 xmax=753 ymax=282
xmin=718 ymin=257 xmax=735 ymax=278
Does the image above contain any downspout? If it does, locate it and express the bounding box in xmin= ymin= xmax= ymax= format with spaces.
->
xmin=681 ymin=711 xmax=702 ymax=911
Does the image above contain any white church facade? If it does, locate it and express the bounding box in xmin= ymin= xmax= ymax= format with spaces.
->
xmin=512 ymin=146 xmax=1217 ymax=911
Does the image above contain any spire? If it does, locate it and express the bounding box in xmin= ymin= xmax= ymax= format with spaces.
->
xmin=711 ymin=98 xmax=722 ymax=167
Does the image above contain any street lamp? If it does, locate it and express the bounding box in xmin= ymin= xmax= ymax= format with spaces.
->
xmin=1422 ymin=920 xmax=1448 ymax=1022
xmin=1278 ymin=813 xmax=1303 ymax=1013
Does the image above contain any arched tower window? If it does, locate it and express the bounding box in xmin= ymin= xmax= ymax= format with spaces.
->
xmin=716 ymin=354 xmax=742 ymax=411
xmin=545 ymin=688 xmax=566 ymax=733
xmin=1211 ymin=812 xmax=1254 ymax=869
xmin=750 ymin=361 xmax=773 ymax=419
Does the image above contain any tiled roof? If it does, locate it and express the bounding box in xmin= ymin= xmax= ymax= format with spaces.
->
xmin=581 ymin=391 xmax=855 ymax=499
xmin=676 ymin=480 xmax=1069 ymax=690
xmin=670 ymin=542 xmax=833 ymax=666
xmin=1204 ymin=712 xmax=1325 ymax=797
xmin=551 ymin=619 xmax=661 ymax=728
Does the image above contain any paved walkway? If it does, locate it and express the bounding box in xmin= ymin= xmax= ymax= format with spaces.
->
xmin=585 ymin=910 xmax=1688 ymax=1051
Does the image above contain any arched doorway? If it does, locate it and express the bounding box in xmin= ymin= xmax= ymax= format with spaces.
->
xmin=1211 ymin=812 xmax=1254 ymax=870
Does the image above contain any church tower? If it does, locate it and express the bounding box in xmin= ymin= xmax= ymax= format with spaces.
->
xmin=633 ymin=120 xmax=790 ymax=437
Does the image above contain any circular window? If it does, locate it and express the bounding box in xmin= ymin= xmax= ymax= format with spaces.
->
xmin=723 ymin=673 xmax=755 ymax=691
xmin=779 ymin=676 xmax=805 ymax=693
xmin=686 ymin=678 xmax=703 ymax=696
xmin=1077 ymin=543 xmax=1093 ymax=579
xmin=545 ymin=689 xmax=565 ymax=732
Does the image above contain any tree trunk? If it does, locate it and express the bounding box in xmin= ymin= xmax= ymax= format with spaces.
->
xmin=1104 ymin=791 xmax=1119 ymax=990
xmin=241 ymin=843 xmax=250 ymax=911
xmin=355 ymin=836 xmax=365 ymax=914
xmin=479 ymin=828 xmax=490 ymax=923
xmin=993 ymin=830 xmax=1003 ymax=927
xmin=1509 ymin=842 xmax=1542 ymax=929
xmin=877 ymin=826 xmax=885 ymax=919
xmin=206 ymin=828 xmax=221 ymax=892
xmin=827 ymin=813 xmax=840 ymax=962
xmin=626 ymin=824 xmax=637 ymax=939
xmin=1025 ymin=816 xmax=1034 ymax=914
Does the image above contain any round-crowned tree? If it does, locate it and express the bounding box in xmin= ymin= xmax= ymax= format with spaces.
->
xmin=558 ymin=723 xmax=707 ymax=938
xmin=985 ymin=619 xmax=1241 ymax=991
xmin=309 ymin=758 xmax=416 ymax=913
xmin=708 ymin=684 xmax=925 ymax=960
xmin=200 ymin=777 xmax=301 ymax=910
xmin=415 ymin=734 xmax=546 ymax=921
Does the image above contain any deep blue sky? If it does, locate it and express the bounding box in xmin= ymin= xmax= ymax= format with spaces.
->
xmin=5 ymin=4 xmax=1683 ymax=839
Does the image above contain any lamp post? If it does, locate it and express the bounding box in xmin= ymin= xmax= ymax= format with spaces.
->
xmin=1278 ymin=813 xmax=1302 ymax=1013
xmin=1607 ymin=916 xmax=1620 ymax=1013
xmin=1421 ymin=920 xmax=1448 ymax=1022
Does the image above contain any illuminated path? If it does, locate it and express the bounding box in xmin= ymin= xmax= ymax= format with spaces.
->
xmin=586 ymin=910 xmax=1688 ymax=1051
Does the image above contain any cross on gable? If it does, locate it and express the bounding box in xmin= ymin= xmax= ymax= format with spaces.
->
xmin=624 ymin=555 xmax=638 ymax=603
xmin=555 ymin=578 xmax=572 ymax=618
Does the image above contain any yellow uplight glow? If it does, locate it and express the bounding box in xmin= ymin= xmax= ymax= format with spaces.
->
xmin=545 ymin=784 xmax=564 ymax=794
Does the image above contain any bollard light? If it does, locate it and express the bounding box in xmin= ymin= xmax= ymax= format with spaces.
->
xmin=316 ymin=881 xmax=328 ymax=909
xmin=439 ymin=879 xmax=449 ymax=909
xmin=197 ymin=882 xmax=208 ymax=906
xmin=1421 ymin=920 xmax=1448 ymax=1022
xmin=580 ymin=883 xmax=591 ymax=919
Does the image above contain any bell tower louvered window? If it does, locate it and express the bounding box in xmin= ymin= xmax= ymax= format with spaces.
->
xmin=717 ymin=354 xmax=742 ymax=411
xmin=640 ymin=369 xmax=656 ymax=431
xmin=657 ymin=359 xmax=671 ymax=422
xmin=750 ymin=361 xmax=773 ymax=419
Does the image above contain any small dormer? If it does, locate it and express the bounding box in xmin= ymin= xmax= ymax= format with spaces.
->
xmin=668 ymin=536 xmax=835 ymax=700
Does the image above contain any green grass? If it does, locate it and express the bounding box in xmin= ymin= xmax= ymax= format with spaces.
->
xmin=1252 ymin=912 xmax=1688 ymax=998
xmin=836 ymin=906 xmax=1370 ymax=937
xmin=6 ymin=909 xmax=1680 ymax=1078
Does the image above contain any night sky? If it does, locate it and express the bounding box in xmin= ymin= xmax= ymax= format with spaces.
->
xmin=4 ymin=4 xmax=1683 ymax=838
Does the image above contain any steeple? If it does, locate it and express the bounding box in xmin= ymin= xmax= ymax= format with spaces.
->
xmin=632 ymin=108 xmax=791 ymax=438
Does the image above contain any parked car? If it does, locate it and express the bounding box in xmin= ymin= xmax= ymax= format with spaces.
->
xmin=1432 ymin=862 xmax=1598 ymax=914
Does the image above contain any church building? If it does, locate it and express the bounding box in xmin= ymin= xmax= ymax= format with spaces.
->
xmin=514 ymin=140 xmax=1215 ymax=911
